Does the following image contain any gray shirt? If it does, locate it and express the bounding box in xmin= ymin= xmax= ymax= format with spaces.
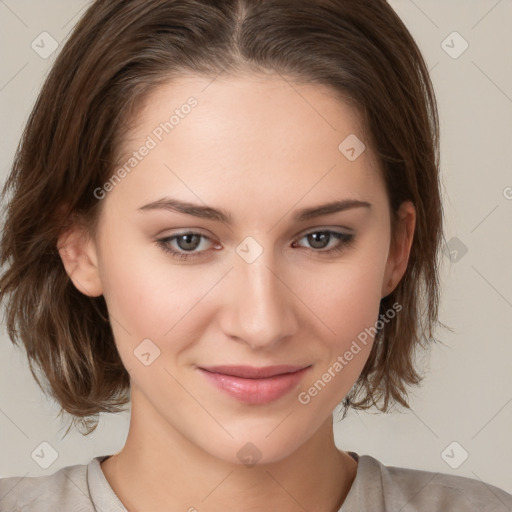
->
xmin=1 ymin=451 xmax=511 ymax=511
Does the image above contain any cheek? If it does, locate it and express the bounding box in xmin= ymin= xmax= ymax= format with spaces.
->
xmin=294 ymin=263 xmax=386 ymax=412
xmin=303 ymin=251 xmax=388 ymax=338
xmin=100 ymin=251 xmax=201 ymax=337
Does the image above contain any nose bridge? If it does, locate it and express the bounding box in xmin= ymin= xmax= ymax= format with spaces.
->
xmin=221 ymin=246 xmax=297 ymax=349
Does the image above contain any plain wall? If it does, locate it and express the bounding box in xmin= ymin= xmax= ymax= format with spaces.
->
xmin=0 ymin=0 xmax=511 ymax=495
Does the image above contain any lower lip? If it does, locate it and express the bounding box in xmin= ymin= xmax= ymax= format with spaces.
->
xmin=199 ymin=367 xmax=310 ymax=405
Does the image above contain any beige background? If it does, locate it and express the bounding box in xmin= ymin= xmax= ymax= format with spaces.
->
xmin=1 ymin=0 xmax=511 ymax=496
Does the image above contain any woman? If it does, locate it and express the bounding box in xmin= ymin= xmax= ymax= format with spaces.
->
xmin=0 ymin=0 xmax=511 ymax=510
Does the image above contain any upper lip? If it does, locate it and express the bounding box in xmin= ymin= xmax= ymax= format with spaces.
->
xmin=199 ymin=365 xmax=310 ymax=379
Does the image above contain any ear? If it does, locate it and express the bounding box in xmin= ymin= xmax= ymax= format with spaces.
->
xmin=57 ymin=220 xmax=103 ymax=297
xmin=381 ymin=200 xmax=416 ymax=298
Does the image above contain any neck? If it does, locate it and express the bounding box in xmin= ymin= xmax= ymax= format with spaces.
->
xmin=101 ymin=387 xmax=357 ymax=512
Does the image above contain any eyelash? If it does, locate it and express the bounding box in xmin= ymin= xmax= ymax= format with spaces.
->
xmin=155 ymin=229 xmax=355 ymax=261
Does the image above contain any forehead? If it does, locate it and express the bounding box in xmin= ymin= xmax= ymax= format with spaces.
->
xmin=108 ymin=73 xmax=386 ymax=217
xmin=130 ymin=72 xmax=365 ymax=154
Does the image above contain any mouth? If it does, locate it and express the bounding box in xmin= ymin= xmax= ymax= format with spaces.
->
xmin=197 ymin=364 xmax=311 ymax=405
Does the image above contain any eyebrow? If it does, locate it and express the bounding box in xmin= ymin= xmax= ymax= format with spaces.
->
xmin=138 ymin=197 xmax=372 ymax=223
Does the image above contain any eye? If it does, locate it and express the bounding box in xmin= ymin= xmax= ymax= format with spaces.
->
xmin=155 ymin=229 xmax=355 ymax=261
xmin=292 ymin=230 xmax=355 ymax=255
xmin=155 ymin=232 xmax=216 ymax=261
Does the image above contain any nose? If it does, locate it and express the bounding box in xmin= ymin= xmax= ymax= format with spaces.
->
xmin=219 ymin=250 xmax=299 ymax=350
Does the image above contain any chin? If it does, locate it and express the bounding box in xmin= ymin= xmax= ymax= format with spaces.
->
xmin=192 ymin=419 xmax=315 ymax=468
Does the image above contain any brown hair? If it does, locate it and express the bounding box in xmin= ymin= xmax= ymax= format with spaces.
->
xmin=0 ymin=0 xmax=444 ymax=435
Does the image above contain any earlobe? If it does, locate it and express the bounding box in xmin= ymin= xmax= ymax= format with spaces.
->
xmin=57 ymin=224 xmax=103 ymax=297
xmin=381 ymin=201 xmax=416 ymax=298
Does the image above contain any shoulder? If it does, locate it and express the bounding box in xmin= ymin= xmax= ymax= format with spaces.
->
xmin=0 ymin=459 xmax=94 ymax=512
xmin=345 ymin=452 xmax=512 ymax=511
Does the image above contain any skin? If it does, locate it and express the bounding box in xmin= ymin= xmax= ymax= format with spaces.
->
xmin=58 ymin=73 xmax=415 ymax=512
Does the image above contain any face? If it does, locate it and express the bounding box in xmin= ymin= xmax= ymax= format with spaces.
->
xmin=60 ymin=73 xmax=414 ymax=465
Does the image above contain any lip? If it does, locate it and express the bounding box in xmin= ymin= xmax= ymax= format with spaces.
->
xmin=198 ymin=365 xmax=311 ymax=405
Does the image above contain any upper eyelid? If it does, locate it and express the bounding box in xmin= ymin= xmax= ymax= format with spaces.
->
xmin=300 ymin=226 xmax=354 ymax=236
xmin=164 ymin=226 xmax=353 ymax=238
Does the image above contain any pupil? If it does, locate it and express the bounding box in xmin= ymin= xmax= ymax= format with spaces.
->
xmin=178 ymin=234 xmax=200 ymax=251
xmin=309 ymin=232 xmax=329 ymax=249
